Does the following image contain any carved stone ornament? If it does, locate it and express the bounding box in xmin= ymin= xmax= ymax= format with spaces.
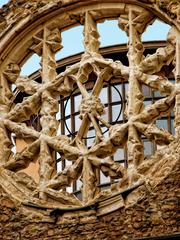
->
xmin=0 ymin=0 xmax=179 ymax=220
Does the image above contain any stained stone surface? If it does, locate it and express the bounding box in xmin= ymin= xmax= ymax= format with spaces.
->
xmin=0 ymin=0 xmax=179 ymax=239
xmin=0 ymin=160 xmax=179 ymax=239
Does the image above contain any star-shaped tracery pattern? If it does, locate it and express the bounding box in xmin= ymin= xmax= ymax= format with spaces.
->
xmin=0 ymin=5 xmax=179 ymax=208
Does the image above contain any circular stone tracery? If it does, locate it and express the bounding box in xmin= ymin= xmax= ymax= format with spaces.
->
xmin=0 ymin=0 xmax=179 ymax=215
xmin=63 ymin=81 xmax=123 ymax=139
xmin=79 ymin=96 xmax=105 ymax=119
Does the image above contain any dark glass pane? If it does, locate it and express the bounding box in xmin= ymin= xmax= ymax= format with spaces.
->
xmin=112 ymin=84 xmax=122 ymax=102
xmin=65 ymin=99 xmax=71 ymax=116
xmin=154 ymin=90 xmax=161 ymax=97
xmin=144 ymin=100 xmax=152 ymax=107
xmin=74 ymin=94 xmax=82 ymax=112
xmin=75 ymin=115 xmax=82 ymax=131
xmin=114 ymin=149 xmax=124 ymax=161
xmin=144 ymin=141 xmax=152 ymax=156
xmin=142 ymin=84 xmax=151 ymax=97
xmin=112 ymin=104 xmax=123 ymax=122
xmin=171 ymin=119 xmax=175 ymax=135
xmin=99 ymin=87 xmax=108 ymax=104
xmin=65 ymin=118 xmax=71 ymax=135
xmin=156 ymin=119 xmax=168 ymax=130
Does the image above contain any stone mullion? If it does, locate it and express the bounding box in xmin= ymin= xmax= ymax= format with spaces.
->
xmin=0 ymin=121 xmax=12 ymax=165
xmin=127 ymin=8 xmax=144 ymax=168
xmin=0 ymin=63 xmax=20 ymax=165
xmin=175 ymin=31 xmax=180 ymax=137
xmin=39 ymin=27 xmax=59 ymax=199
xmin=0 ymin=77 xmax=11 ymax=165
xmin=83 ymin=11 xmax=100 ymax=55
xmin=76 ymin=11 xmax=101 ymax=140
xmin=82 ymin=156 xmax=96 ymax=204
xmin=80 ymin=12 xmax=100 ymax=203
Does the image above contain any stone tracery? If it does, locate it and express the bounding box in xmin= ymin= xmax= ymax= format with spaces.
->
xmin=0 ymin=0 xmax=179 ymax=216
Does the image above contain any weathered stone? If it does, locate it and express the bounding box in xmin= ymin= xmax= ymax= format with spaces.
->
xmin=0 ymin=0 xmax=179 ymax=239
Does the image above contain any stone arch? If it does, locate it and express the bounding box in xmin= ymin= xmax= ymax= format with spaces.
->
xmin=0 ymin=0 xmax=179 ymax=225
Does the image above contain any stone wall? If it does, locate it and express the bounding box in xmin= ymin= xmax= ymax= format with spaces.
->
xmin=0 ymin=160 xmax=179 ymax=240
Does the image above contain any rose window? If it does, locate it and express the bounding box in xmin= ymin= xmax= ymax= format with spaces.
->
xmin=0 ymin=1 xmax=179 ymax=215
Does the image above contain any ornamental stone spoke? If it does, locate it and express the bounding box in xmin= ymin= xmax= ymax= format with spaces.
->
xmin=4 ymin=140 xmax=40 ymax=172
xmin=135 ymin=93 xmax=175 ymax=123
xmin=45 ymin=157 xmax=83 ymax=190
xmin=175 ymin=28 xmax=180 ymax=136
xmin=139 ymin=30 xmax=175 ymax=74
xmin=119 ymin=7 xmax=146 ymax=169
xmin=83 ymin=11 xmax=100 ymax=56
xmin=134 ymin=122 xmax=174 ymax=145
xmin=7 ymin=92 xmax=42 ymax=122
xmin=3 ymin=120 xmax=40 ymax=139
xmin=38 ymin=27 xmax=62 ymax=199
xmin=0 ymin=122 xmax=12 ymax=165
xmin=137 ymin=72 xmax=175 ymax=95
xmin=0 ymin=63 xmax=20 ymax=165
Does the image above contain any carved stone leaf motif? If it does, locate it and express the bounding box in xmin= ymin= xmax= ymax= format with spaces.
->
xmin=0 ymin=3 xmax=178 ymax=210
